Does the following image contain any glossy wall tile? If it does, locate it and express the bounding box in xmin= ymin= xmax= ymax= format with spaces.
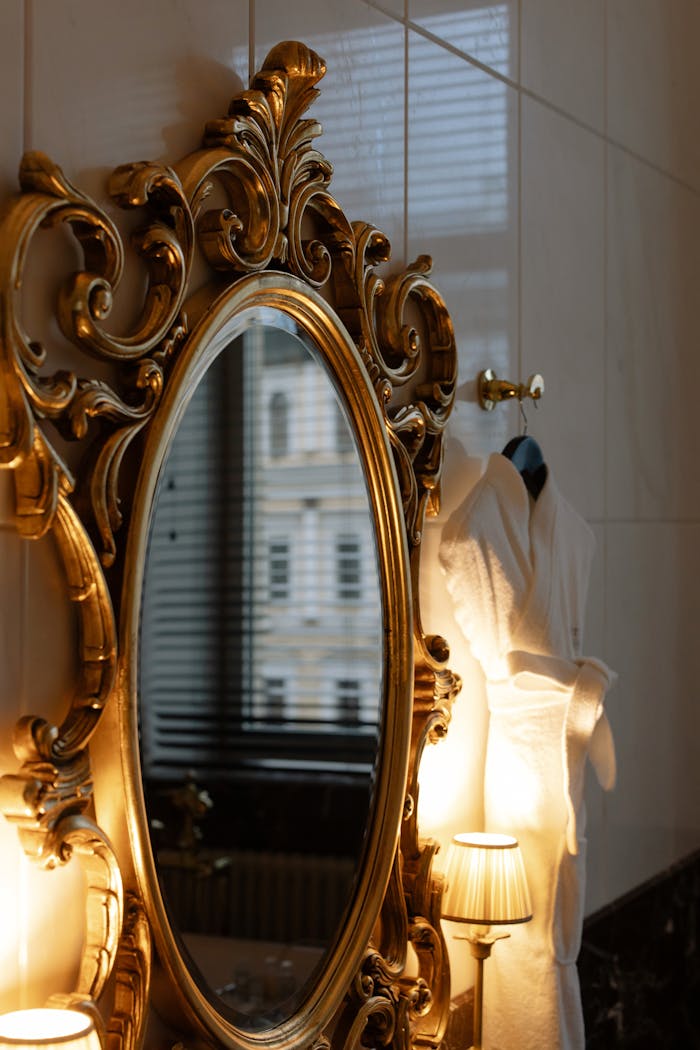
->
xmin=409 ymin=0 xmax=518 ymax=80
xmin=521 ymin=0 xmax=605 ymax=131
xmin=606 ymin=144 xmax=700 ymax=521
xmin=366 ymin=0 xmax=405 ymax=22
xmin=0 ymin=1 xmax=23 ymax=199
xmin=30 ymin=0 xmax=249 ymax=200
xmin=605 ymin=522 xmax=700 ymax=894
xmin=521 ymin=97 xmax=605 ymax=520
xmin=607 ymin=0 xmax=700 ymax=191
xmin=407 ymin=28 xmax=518 ymax=461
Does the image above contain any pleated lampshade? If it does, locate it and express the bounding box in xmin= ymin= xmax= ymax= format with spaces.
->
xmin=442 ymin=832 xmax=532 ymax=926
xmin=0 ymin=1010 xmax=102 ymax=1050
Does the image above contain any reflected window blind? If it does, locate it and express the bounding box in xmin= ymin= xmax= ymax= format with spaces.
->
xmin=139 ymin=327 xmax=382 ymax=782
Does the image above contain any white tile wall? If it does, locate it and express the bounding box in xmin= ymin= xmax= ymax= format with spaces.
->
xmin=607 ymin=0 xmax=700 ymax=191
xmin=1 ymin=0 xmax=700 ymax=1015
xmin=407 ymin=28 xmax=519 ymax=462
xmin=521 ymin=0 xmax=605 ymax=131
xmin=367 ymin=0 xmax=405 ymax=20
xmin=521 ymin=97 xmax=605 ymax=519
xmin=30 ymin=0 xmax=249 ymax=199
xmin=0 ymin=0 xmax=23 ymax=198
xmin=607 ymin=144 xmax=700 ymax=520
xmin=605 ymin=523 xmax=700 ymax=891
xmin=409 ymin=0 xmax=518 ymax=80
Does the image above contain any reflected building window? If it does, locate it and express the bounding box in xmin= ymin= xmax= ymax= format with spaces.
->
xmin=269 ymin=391 xmax=289 ymax=457
xmin=268 ymin=539 xmax=290 ymax=601
xmin=336 ymin=679 xmax=361 ymax=726
xmin=264 ymin=677 xmax=287 ymax=723
xmin=336 ymin=535 xmax=362 ymax=601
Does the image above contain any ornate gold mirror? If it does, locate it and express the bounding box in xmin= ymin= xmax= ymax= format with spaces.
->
xmin=0 ymin=41 xmax=460 ymax=1050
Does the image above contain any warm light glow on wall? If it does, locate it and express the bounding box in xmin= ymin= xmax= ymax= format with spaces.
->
xmin=0 ymin=831 xmax=86 ymax=1011
xmin=417 ymin=738 xmax=467 ymax=831
xmin=415 ymin=662 xmax=487 ymax=843
xmin=0 ymin=824 xmax=27 ymax=1010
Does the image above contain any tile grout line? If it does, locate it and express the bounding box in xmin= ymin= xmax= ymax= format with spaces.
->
xmin=601 ymin=0 xmax=610 ymax=906
xmin=514 ymin=0 xmax=520 ymax=386
xmin=602 ymin=0 xmax=609 ymax=664
xmin=23 ymin=0 xmax=32 ymax=152
xmin=249 ymin=0 xmax=255 ymax=85
xmin=586 ymin=518 xmax=700 ymax=526
xmin=403 ymin=0 xmax=408 ymax=265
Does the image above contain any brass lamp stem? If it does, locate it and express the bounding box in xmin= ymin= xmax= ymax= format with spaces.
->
xmin=468 ymin=938 xmax=495 ymax=1050
xmin=456 ymin=931 xmax=510 ymax=1050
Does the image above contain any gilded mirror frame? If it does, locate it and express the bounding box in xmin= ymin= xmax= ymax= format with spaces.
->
xmin=0 ymin=41 xmax=460 ymax=1050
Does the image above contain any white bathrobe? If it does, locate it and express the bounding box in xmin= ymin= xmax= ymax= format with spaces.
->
xmin=439 ymin=453 xmax=615 ymax=1050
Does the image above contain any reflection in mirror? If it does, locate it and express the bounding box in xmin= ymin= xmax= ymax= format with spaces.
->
xmin=139 ymin=323 xmax=382 ymax=1029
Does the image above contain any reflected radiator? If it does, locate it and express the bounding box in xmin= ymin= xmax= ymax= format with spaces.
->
xmin=159 ymin=850 xmax=356 ymax=945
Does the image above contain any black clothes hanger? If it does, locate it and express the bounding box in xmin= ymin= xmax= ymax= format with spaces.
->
xmin=502 ymin=434 xmax=548 ymax=500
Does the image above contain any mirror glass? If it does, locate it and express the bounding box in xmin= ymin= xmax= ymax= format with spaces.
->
xmin=138 ymin=322 xmax=383 ymax=1029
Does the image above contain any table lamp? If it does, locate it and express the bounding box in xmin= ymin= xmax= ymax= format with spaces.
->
xmin=442 ymin=832 xmax=532 ymax=1050
xmin=0 ymin=1009 xmax=102 ymax=1050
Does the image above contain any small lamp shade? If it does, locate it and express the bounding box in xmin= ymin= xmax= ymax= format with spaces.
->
xmin=0 ymin=1010 xmax=102 ymax=1050
xmin=442 ymin=831 xmax=532 ymax=926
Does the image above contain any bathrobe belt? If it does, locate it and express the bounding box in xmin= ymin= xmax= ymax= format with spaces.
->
xmin=504 ymin=650 xmax=617 ymax=856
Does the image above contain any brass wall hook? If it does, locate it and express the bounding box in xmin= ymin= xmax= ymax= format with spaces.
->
xmin=477 ymin=369 xmax=545 ymax=412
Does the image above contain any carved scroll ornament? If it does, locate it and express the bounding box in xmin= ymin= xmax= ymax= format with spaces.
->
xmin=0 ymin=40 xmax=459 ymax=1050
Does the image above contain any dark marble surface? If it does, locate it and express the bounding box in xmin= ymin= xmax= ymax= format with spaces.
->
xmin=579 ymin=849 xmax=700 ymax=1049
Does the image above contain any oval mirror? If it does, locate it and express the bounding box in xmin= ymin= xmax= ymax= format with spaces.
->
xmin=137 ymin=315 xmax=385 ymax=1030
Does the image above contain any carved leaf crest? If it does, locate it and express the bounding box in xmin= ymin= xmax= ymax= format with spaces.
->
xmin=193 ymin=42 xmax=336 ymax=282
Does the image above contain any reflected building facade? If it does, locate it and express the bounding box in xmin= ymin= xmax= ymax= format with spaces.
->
xmin=139 ymin=325 xmax=382 ymax=788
